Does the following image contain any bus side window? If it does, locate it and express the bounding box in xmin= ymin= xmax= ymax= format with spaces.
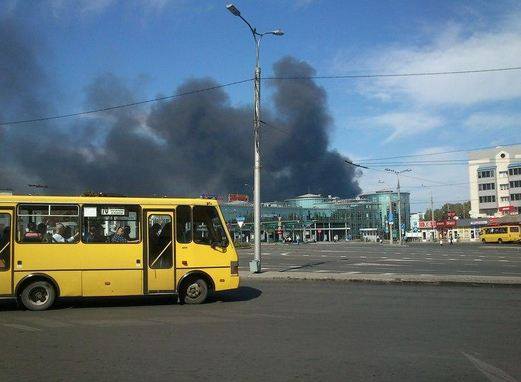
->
xmin=176 ymin=205 xmax=192 ymax=244
xmin=510 ymin=226 xmax=519 ymax=233
xmin=17 ymin=204 xmax=79 ymax=244
xmin=82 ymin=205 xmax=140 ymax=244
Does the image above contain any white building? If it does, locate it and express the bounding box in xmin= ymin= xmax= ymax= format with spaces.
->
xmin=469 ymin=145 xmax=521 ymax=218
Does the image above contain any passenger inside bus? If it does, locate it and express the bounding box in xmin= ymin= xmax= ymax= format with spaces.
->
xmin=23 ymin=222 xmax=43 ymax=242
xmin=52 ymin=223 xmax=79 ymax=243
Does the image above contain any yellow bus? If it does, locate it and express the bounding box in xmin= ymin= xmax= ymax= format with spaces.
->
xmin=480 ymin=225 xmax=521 ymax=244
xmin=0 ymin=195 xmax=239 ymax=310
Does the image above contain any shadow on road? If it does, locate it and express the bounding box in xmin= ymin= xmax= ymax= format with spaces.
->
xmin=0 ymin=287 xmax=262 ymax=311
xmin=207 ymin=286 xmax=262 ymax=303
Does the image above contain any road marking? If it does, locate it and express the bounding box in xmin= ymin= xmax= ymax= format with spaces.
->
xmin=462 ymin=351 xmax=517 ymax=382
xmin=380 ymin=257 xmax=388 ymax=259
xmin=2 ymin=323 xmax=41 ymax=332
xmin=341 ymin=255 xmax=347 ymax=258
xmin=321 ymin=255 xmax=327 ymax=258
xmin=359 ymin=256 xmax=367 ymax=259
xmin=352 ymin=263 xmax=403 ymax=267
xmin=474 ymin=259 xmax=483 ymax=262
xmin=280 ymin=253 xmax=289 ymax=256
xmin=449 ymin=258 xmax=457 ymax=261
xmin=343 ymin=271 xmax=361 ymax=274
xmin=499 ymin=260 xmax=510 ymax=262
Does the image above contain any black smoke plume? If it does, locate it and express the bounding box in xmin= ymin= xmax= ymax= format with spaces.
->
xmin=0 ymin=19 xmax=361 ymax=201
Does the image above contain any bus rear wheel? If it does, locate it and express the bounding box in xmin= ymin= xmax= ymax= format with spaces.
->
xmin=20 ymin=281 xmax=56 ymax=311
xmin=180 ymin=278 xmax=208 ymax=305
xmin=498 ymin=238 xmax=503 ymax=244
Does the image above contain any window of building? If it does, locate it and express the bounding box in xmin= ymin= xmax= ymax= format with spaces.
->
xmin=478 ymin=183 xmax=495 ymax=191
xmin=17 ymin=204 xmax=80 ymax=243
xmin=193 ymin=206 xmax=227 ymax=246
xmin=478 ymin=170 xmax=494 ymax=178
xmin=500 ymin=183 xmax=509 ymax=190
xmin=509 ymin=167 xmax=521 ymax=176
xmin=499 ymin=171 xmax=508 ymax=178
xmin=511 ymin=193 xmax=521 ymax=201
xmin=509 ymin=180 xmax=521 ymax=189
xmin=82 ymin=205 xmax=139 ymax=243
xmin=500 ymin=196 xmax=510 ymax=202
xmin=148 ymin=214 xmax=172 ymax=269
xmin=0 ymin=213 xmax=11 ymax=270
xmin=479 ymin=195 xmax=496 ymax=203
xmin=176 ymin=205 xmax=192 ymax=243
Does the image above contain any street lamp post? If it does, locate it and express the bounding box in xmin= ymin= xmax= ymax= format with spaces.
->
xmin=226 ymin=4 xmax=284 ymax=273
xmin=385 ymin=168 xmax=411 ymax=245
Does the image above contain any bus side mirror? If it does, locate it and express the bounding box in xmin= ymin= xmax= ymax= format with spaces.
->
xmin=211 ymin=238 xmax=228 ymax=249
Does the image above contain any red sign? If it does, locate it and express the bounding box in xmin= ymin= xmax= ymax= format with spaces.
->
xmin=445 ymin=220 xmax=456 ymax=227
xmin=499 ymin=205 xmax=517 ymax=215
xmin=228 ymin=193 xmax=249 ymax=202
xmin=419 ymin=221 xmax=436 ymax=229
xmin=447 ymin=211 xmax=456 ymax=218
xmin=435 ymin=220 xmax=456 ymax=229
xmin=488 ymin=217 xmax=499 ymax=226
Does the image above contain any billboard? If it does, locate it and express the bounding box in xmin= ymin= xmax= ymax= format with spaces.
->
xmin=499 ymin=205 xmax=517 ymax=215
xmin=228 ymin=193 xmax=249 ymax=202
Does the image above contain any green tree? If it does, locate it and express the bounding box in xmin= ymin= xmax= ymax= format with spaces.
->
xmin=422 ymin=201 xmax=471 ymax=221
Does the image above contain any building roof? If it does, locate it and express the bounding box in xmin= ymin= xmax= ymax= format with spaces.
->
xmin=468 ymin=145 xmax=521 ymax=161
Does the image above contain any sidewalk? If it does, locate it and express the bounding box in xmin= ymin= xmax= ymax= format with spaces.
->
xmin=239 ymin=271 xmax=521 ymax=286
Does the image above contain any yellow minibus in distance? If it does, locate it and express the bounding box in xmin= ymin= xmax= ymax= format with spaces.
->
xmin=480 ymin=225 xmax=521 ymax=244
xmin=0 ymin=194 xmax=239 ymax=310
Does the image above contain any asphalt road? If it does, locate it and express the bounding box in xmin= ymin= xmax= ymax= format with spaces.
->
xmin=1 ymin=280 xmax=520 ymax=381
xmin=238 ymin=242 xmax=521 ymax=277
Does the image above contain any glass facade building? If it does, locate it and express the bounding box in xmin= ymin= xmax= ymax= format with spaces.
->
xmin=221 ymin=191 xmax=410 ymax=242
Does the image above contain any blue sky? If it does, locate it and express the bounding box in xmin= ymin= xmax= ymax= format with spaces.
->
xmin=2 ymin=0 xmax=521 ymax=210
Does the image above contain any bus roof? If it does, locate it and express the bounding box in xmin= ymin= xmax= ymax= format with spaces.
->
xmin=0 ymin=194 xmax=220 ymax=206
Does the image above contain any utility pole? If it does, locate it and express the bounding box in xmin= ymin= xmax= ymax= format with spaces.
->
xmin=430 ymin=190 xmax=435 ymax=242
xmin=385 ymin=168 xmax=411 ymax=245
xmin=227 ymin=4 xmax=284 ymax=273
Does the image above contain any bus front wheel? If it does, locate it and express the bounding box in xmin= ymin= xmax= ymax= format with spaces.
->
xmin=20 ymin=281 xmax=56 ymax=311
xmin=498 ymin=238 xmax=503 ymax=244
xmin=180 ymin=278 xmax=208 ymax=305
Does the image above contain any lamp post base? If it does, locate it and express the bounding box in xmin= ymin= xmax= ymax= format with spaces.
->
xmin=249 ymin=260 xmax=261 ymax=273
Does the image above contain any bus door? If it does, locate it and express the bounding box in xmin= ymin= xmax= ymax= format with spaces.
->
xmin=0 ymin=211 xmax=13 ymax=295
xmin=145 ymin=211 xmax=175 ymax=293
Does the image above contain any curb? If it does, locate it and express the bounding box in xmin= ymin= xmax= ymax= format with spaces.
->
xmin=239 ymin=271 xmax=521 ymax=287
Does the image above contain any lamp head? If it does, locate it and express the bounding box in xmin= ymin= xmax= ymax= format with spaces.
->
xmin=226 ymin=4 xmax=241 ymax=16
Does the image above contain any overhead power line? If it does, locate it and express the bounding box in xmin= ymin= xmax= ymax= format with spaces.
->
xmin=0 ymin=78 xmax=254 ymax=127
xmin=264 ymin=65 xmax=521 ymax=81
xmin=1 ymin=65 xmax=520 ymax=127
xmin=357 ymin=142 xmax=521 ymax=162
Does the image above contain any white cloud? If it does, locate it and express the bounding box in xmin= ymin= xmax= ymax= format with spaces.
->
xmin=357 ymin=15 xmax=521 ymax=105
xmin=464 ymin=112 xmax=521 ymax=131
xmin=367 ymin=112 xmax=444 ymax=142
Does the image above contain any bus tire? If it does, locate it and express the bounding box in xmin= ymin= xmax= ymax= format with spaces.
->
xmin=180 ymin=278 xmax=208 ymax=305
xmin=20 ymin=281 xmax=56 ymax=311
xmin=497 ymin=238 xmax=503 ymax=244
